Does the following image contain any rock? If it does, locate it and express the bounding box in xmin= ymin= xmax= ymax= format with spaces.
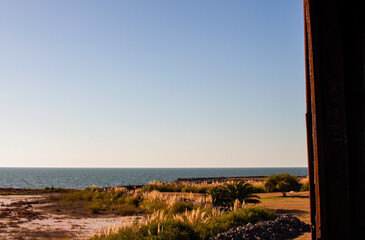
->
xmin=209 ymin=214 xmax=310 ymax=240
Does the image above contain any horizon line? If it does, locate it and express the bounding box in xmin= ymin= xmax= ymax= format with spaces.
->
xmin=0 ymin=166 xmax=308 ymax=168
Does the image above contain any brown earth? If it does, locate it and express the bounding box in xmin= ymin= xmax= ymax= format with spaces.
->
xmin=0 ymin=194 xmax=133 ymax=240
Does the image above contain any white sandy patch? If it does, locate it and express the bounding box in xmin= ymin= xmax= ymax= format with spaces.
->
xmin=0 ymin=194 xmax=138 ymax=239
xmin=0 ymin=195 xmax=44 ymax=206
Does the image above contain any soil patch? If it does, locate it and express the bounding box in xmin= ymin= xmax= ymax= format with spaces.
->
xmin=0 ymin=194 xmax=130 ymax=239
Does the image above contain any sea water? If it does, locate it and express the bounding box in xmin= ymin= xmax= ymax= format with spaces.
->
xmin=0 ymin=167 xmax=308 ymax=189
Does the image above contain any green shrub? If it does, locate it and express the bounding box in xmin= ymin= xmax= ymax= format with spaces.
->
xmin=145 ymin=220 xmax=197 ymax=240
xmin=169 ymin=201 xmax=195 ymax=214
xmin=301 ymin=181 xmax=309 ymax=191
xmin=264 ymin=174 xmax=302 ymax=196
xmin=142 ymin=182 xmax=211 ymax=194
xmin=91 ymin=206 xmax=275 ymax=240
xmin=142 ymin=184 xmax=182 ymax=192
xmin=196 ymin=207 xmax=274 ymax=239
xmin=110 ymin=205 xmax=143 ymax=216
xmin=207 ymin=186 xmax=229 ymax=207
xmin=140 ymin=199 xmax=168 ymax=212
xmin=207 ymin=181 xmax=260 ymax=207
xmin=62 ymin=188 xmax=147 ymax=215
xmin=87 ymin=201 xmax=105 ymax=214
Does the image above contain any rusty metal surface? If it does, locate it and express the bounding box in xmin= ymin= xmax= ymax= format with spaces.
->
xmin=304 ymin=0 xmax=365 ymax=239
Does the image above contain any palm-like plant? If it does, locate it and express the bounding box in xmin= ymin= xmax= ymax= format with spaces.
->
xmin=207 ymin=180 xmax=260 ymax=207
xmin=223 ymin=180 xmax=261 ymax=205
xmin=207 ymin=186 xmax=229 ymax=207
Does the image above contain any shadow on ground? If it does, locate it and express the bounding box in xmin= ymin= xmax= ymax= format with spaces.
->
xmin=276 ymin=209 xmax=309 ymax=215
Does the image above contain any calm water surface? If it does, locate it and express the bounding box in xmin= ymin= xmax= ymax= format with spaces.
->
xmin=0 ymin=168 xmax=308 ymax=189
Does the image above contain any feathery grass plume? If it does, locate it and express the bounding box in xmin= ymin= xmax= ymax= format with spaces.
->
xmin=182 ymin=208 xmax=208 ymax=224
xmin=166 ymin=195 xmax=179 ymax=207
xmin=233 ymin=199 xmax=241 ymax=211
xmin=142 ymin=180 xmax=227 ymax=193
xmin=91 ymin=206 xmax=275 ymax=239
xmin=112 ymin=186 xmax=127 ymax=194
xmin=300 ymin=176 xmax=309 ymax=191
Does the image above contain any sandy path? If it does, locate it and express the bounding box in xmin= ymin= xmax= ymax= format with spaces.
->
xmin=0 ymin=194 xmax=135 ymax=239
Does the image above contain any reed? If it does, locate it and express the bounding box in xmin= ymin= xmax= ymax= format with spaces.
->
xmin=91 ymin=206 xmax=275 ymax=240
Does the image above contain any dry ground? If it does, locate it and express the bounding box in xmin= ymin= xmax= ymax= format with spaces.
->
xmin=0 ymin=194 xmax=134 ymax=240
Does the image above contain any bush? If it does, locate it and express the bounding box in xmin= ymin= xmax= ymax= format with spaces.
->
xmin=62 ymin=188 xmax=147 ymax=215
xmin=169 ymin=201 xmax=195 ymax=214
xmin=87 ymin=201 xmax=105 ymax=214
xmin=196 ymin=207 xmax=275 ymax=239
xmin=207 ymin=181 xmax=260 ymax=207
xmin=140 ymin=199 xmax=168 ymax=212
xmin=300 ymin=177 xmax=309 ymax=191
xmin=264 ymin=174 xmax=302 ymax=196
xmin=145 ymin=220 xmax=197 ymax=240
xmin=142 ymin=183 xmax=182 ymax=192
xmin=142 ymin=182 xmax=213 ymax=194
xmin=91 ymin=206 xmax=275 ymax=240
xmin=110 ymin=205 xmax=143 ymax=216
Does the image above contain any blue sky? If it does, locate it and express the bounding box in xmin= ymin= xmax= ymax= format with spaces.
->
xmin=0 ymin=1 xmax=306 ymax=167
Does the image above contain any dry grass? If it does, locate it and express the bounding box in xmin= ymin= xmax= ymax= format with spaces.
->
xmin=142 ymin=190 xmax=211 ymax=205
xmin=256 ymin=191 xmax=310 ymax=222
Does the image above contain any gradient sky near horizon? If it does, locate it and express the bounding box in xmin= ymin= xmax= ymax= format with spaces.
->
xmin=0 ymin=1 xmax=306 ymax=168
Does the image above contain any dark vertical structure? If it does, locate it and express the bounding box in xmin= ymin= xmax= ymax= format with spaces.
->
xmin=304 ymin=0 xmax=365 ymax=239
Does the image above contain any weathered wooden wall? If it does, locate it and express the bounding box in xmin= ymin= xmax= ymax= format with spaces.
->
xmin=304 ymin=0 xmax=365 ymax=239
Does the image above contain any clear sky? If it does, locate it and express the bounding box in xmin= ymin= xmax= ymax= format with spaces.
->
xmin=0 ymin=1 xmax=306 ymax=168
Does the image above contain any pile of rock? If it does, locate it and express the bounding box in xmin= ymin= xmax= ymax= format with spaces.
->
xmin=210 ymin=214 xmax=310 ymax=240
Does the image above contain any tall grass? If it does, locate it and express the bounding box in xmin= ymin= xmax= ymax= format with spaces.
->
xmin=61 ymin=187 xmax=208 ymax=215
xmin=62 ymin=187 xmax=145 ymax=215
xmin=142 ymin=180 xmax=224 ymax=193
xmin=91 ymin=206 xmax=275 ymax=240
xmin=300 ymin=177 xmax=309 ymax=191
xmin=142 ymin=180 xmax=266 ymax=194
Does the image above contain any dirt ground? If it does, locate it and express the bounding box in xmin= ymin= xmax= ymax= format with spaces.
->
xmin=0 ymin=194 xmax=136 ymax=239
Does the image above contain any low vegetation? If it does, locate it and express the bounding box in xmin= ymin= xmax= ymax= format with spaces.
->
xmin=91 ymin=207 xmax=275 ymax=240
xmin=141 ymin=174 xmax=304 ymax=196
xmin=61 ymin=187 xmax=147 ymax=215
xmin=207 ymin=180 xmax=260 ymax=207
xmin=33 ymin=174 xmax=306 ymax=239
xmin=59 ymin=186 xmax=210 ymax=216
xmin=300 ymin=177 xmax=309 ymax=191
xmin=53 ymin=174 xmax=304 ymax=216
xmin=141 ymin=181 xmax=221 ymax=193
xmin=41 ymin=186 xmax=72 ymax=193
xmin=264 ymin=174 xmax=302 ymax=196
